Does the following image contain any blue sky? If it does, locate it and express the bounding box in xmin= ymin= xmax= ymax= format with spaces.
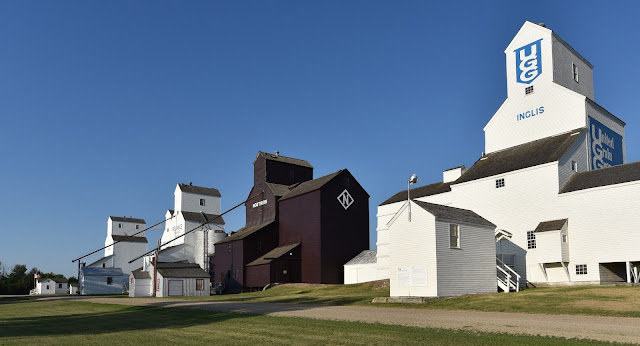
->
xmin=1 ymin=1 xmax=639 ymax=278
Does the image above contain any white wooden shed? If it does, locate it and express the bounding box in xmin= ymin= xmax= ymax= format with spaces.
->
xmin=388 ymin=200 xmax=497 ymax=297
xmin=154 ymin=262 xmax=210 ymax=297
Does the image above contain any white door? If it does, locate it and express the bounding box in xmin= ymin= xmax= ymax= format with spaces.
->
xmin=168 ymin=280 xmax=183 ymax=296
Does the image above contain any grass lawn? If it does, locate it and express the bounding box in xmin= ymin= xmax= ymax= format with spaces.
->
xmin=169 ymin=281 xmax=640 ymax=318
xmin=0 ymin=298 xmax=627 ymax=345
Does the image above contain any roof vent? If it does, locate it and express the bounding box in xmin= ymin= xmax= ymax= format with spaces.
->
xmin=275 ymin=150 xmax=279 ymax=157
xmin=538 ymin=23 xmax=546 ymax=27
xmin=189 ymin=182 xmax=193 ymax=186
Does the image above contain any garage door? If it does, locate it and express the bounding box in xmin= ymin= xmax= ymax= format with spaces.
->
xmin=168 ymin=280 xmax=183 ymax=296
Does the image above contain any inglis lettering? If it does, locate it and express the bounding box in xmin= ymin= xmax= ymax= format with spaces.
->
xmin=516 ymin=106 xmax=544 ymax=121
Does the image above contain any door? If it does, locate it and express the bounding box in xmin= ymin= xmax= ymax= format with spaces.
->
xmin=168 ymin=280 xmax=183 ymax=296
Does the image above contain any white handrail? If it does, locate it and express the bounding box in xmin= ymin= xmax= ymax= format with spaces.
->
xmin=496 ymin=258 xmax=521 ymax=292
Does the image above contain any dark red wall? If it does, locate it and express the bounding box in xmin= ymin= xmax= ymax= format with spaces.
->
xmin=320 ymin=170 xmax=369 ymax=284
xmin=212 ymin=239 xmax=244 ymax=291
xmin=245 ymin=186 xmax=278 ymax=228
xmin=278 ymin=191 xmax=323 ymax=283
xmin=245 ymin=264 xmax=271 ymax=288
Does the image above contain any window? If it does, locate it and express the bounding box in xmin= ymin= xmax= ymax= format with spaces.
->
xmin=289 ymin=170 xmax=295 ymax=179
xmin=102 ymin=263 xmax=106 ymax=268
xmin=196 ymin=279 xmax=205 ymax=291
xmin=58 ymin=284 xmax=62 ymax=289
xmin=525 ymin=85 xmax=534 ymax=95
xmin=562 ymin=234 xmax=568 ymax=243
xmin=495 ymin=178 xmax=505 ymax=188
xmin=136 ymin=225 xmax=139 ymax=230
xmin=234 ymin=269 xmax=239 ymax=279
xmin=576 ymin=264 xmax=588 ymax=275
xmin=228 ymin=244 xmax=232 ymax=253
xmin=449 ymin=224 xmax=460 ymax=248
xmin=107 ymin=277 xmax=113 ymax=285
xmin=571 ymin=160 xmax=578 ymax=172
xmin=343 ymin=177 xmax=350 ymax=187
xmin=527 ymin=231 xmax=537 ymax=249
xmin=46 ymin=285 xmax=50 ymax=290
xmin=572 ymin=63 xmax=579 ymax=82
xmin=200 ymin=198 xmax=206 ymax=206
xmin=118 ymin=223 xmax=122 ymax=228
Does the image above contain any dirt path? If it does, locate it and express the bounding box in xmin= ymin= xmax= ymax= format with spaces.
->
xmin=41 ymin=296 xmax=640 ymax=344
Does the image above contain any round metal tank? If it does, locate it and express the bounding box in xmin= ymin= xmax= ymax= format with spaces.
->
xmin=208 ymin=230 xmax=228 ymax=255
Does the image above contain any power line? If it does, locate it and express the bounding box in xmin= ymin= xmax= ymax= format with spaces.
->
xmin=71 ymin=214 xmax=177 ymax=263
xmin=127 ymin=192 xmax=262 ymax=264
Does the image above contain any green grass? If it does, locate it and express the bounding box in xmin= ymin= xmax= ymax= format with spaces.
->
xmin=0 ymin=299 xmax=627 ymax=345
xmin=157 ymin=281 xmax=640 ymax=317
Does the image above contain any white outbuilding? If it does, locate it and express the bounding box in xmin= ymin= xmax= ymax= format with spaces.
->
xmin=387 ymin=200 xmax=496 ymax=297
xmin=80 ymin=267 xmax=126 ymax=295
xmin=33 ymin=277 xmax=69 ymax=295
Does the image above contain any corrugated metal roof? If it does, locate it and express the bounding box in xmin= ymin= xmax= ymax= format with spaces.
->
xmin=413 ymin=200 xmax=495 ymax=228
xmin=344 ymin=250 xmax=377 ymax=265
xmin=215 ymin=221 xmax=274 ymax=244
xmin=110 ymin=216 xmax=146 ymax=224
xmin=156 ymin=262 xmax=210 ymax=278
xmin=534 ymin=219 xmax=568 ymax=233
xmin=111 ymin=235 xmax=148 ymax=243
xmin=181 ymin=211 xmax=226 ymax=225
xmin=131 ymin=267 xmax=151 ymax=279
xmin=456 ymin=129 xmax=585 ymax=184
xmin=561 ymin=161 xmax=640 ymax=193
xmin=266 ymin=183 xmax=292 ymax=197
xmin=246 ymin=243 xmax=300 ymax=267
xmin=381 ymin=182 xmax=452 ymax=206
xmin=279 ymin=170 xmax=344 ymax=201
xmin=177 ymin=183 xmax=221 ymax=197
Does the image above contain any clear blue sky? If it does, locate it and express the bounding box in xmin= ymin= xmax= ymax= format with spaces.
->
xmin=1 ymin=1 xmax=639 ymax=278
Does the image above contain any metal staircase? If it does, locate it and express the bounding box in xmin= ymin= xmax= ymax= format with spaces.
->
xmin=496 ymin=257 xmax=520 ymax=292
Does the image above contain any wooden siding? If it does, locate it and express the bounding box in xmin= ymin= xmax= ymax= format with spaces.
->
xmin=435 ymin=220 xmax=496 ymax=297
xmin=245 ymin=186 xmax=278 ymax=228
xmin=279 ymin=190 xmax=323 ymax=283
xmin=246 ymin=264 xmax=271 ymax=288
xmin=557 ymin=131 xmax=589 ymax=191
xmin=158 ymin=275 xmax=209 ymax=297
xmin=320 ymin=170 xmax=369 ymax=284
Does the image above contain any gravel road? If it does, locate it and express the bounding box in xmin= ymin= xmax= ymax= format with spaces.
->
xmin=40 ymin=296 xmax=640 ymax=344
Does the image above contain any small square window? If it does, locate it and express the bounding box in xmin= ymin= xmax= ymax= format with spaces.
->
xmin=572 ymin=63 xmax=579 ymax=82
xmin=576 ymin=264 xmax=587 ymax=275
xmin=562 ymin=234 xmax=568 ymax=243
xmin=58 ymin=284 xmax=62 ymax=289
xmin=527 ymin=231 xmax=536 ymax=249
xmin=118 ymin=223 xmax=122 ymax=228
xmin=495 ymin=178 xmax=505 ymax=188
xmin=200 ymin=199 xmax=206 ymax=206
xmin=136 ymin=225 xmax=139 ymax=230
xmin=107 ymin=277 xmax=113 ymax=285
xmin=525 ymin=86 xmax=534 ymax=95
xmin=571 ymin=160 xmax=578 ymax=172
xmin=196 ymin=279 xmax=204 ymax=291
xmin=46 ymin=285 xmax=50 ymax=290
xmin=449 ymin=224 xmax=460 ymax=248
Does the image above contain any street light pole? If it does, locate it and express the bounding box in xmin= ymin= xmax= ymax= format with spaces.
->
xmin=408 ymin=174 xmax=418 ymax=221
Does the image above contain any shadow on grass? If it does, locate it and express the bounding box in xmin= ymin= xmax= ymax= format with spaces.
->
xmin=0 ymin=302 xmax=253 ymax=338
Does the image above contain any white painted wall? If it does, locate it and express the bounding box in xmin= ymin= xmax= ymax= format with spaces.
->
xmin=344 ymin=262 xmax=378 ymax=284
xmin=174 ymin=185 xmax=221 ymax=214
xmin=156 ymin=273 xmax=210 ymax=297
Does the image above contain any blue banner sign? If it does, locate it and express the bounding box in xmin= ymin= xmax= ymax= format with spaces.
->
xmin=589 ymin=116 xmax=623 ymax=169
xmin=515 ymin=39 xmax=543 ymax=84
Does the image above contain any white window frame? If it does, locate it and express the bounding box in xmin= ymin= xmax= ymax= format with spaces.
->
xmin=525 ymin=85 xmax=534 ymax=95
xmin=449 ymin=224 xmax=460 ymax=248
xmin=527 ymin=231 xmax=536 ymax=249
xmin=572 ymin=63 xmax=579 ymax=83
xmin=571 ymin=160 xmax=578 ymax=172
xmin=200 ymin=198 xmax=206 ymax=206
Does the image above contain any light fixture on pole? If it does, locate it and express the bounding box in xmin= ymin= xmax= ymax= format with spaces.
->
xmin=408 ymin=174 xmax=418 ymax=221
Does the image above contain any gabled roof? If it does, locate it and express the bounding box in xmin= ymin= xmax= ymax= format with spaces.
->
xmin=266 ymin=183 xmax=292 ymax=197
xmin=257 ymin=151 xmax=313 ymax=168
xmin=51 ymin=277 xmax=68 ymax=283
xmin=177 ymin=183 xmax=221 ymax=197
xmin=111 ymin=235 xmax=148 ymax=243
xmin=381 ymin=181 xmax=452 ymax=206
xmin=87 ymin=255 xmax=113 ymax=267
xmin=279 ymin=170 xmax=343 ymax=201
xmin=181 ymin=211 xmax=225 ymax=225
xmin=215 ymin=221 xmax=275 ymax=244
xmin=456 ymin=129 xmax=585 ymax=184
xmin=344 ymin=250 xmax=377 ymax=265
xmin=81 ymin=267 xmax=125 ymax=276
xmin=110 ymin=216 xmax=146 ymax=224
xmin=561 ymin=161 xmax=640 ymax=193
xmin=246 ymin=243 xmax=300 ymax=267
xmin=156 ymin=262 xmax=210 ymax=278
xmin=534 ymin=219 xmax=567 ymax=233
xmin=413 ymin=200 xmax=495 ymax=228
xmin=131 ymin=267 xmax=151 ymax=279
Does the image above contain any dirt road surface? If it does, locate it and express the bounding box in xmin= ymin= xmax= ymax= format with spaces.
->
xmin=39 ymin=296 xmax=640 ymax=344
